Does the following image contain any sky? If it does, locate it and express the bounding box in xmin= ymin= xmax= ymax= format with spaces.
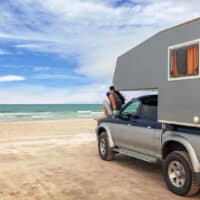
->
xmin=0 ymin=0 xmax=199 ymax=104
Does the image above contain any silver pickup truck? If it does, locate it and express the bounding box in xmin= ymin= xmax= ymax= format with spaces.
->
xmin=96 ymin=94 xmax=200 ymax=196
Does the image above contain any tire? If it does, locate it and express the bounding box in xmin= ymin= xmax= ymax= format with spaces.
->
xmin=163 ymin=151 xmax=199 ymax=196
xmin=98 ymin=132 xmax=114 ymax=161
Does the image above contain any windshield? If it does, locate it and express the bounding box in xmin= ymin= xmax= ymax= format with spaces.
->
xmin=120 ymin=100 xmax=141 ymax=118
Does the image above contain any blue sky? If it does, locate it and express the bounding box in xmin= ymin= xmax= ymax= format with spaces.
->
xmin=0 ymin=0 xmax=199 ymax=103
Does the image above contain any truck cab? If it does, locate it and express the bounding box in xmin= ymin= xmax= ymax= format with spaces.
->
xmin=96 ymin=94 xmax=200 ymax=196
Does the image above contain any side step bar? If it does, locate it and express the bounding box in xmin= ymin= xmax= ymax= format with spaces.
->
xmin=113 ymin=147 xmax=158 ymax=163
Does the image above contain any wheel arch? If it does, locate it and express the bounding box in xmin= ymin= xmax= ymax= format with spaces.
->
xmin=162 ymin=137 xmax=200 ymax=172
xmin=96 ymin=124 xmax=114 ymax=148
xmin=162 ymin=141 xmax=187 ymax=159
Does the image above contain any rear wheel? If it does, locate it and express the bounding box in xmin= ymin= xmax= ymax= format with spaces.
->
xmin=163 ymin=151 xmax=199 ymax=196
xmin=98 ymin=132 xmax=114 ymax=161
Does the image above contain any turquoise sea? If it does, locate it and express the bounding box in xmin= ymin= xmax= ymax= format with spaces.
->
xmin=0 ymin=104 xmax=103 ymax=122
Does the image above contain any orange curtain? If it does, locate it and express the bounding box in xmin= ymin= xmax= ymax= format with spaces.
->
xmin=187 ymin=46 xmax=198 ymax=75
xmin=172 ymin=51 xmax=178 ymax=77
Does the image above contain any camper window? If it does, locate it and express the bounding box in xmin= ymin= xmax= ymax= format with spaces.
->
xmin=169 ymin=41 xmax=199 ymax=80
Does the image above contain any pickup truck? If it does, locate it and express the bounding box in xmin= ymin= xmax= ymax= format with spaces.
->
xmin=96 ymin=94 xmax=200 ymax=196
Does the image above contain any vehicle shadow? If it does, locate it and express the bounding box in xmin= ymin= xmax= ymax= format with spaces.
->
xmin=114 ymin=153 xmax=162 ymax=174
xmin=113 ymin=154 xmax=200 ymax=198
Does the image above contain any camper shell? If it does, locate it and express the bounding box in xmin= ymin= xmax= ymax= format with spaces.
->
xmin=113 ymin=18 xmax=200 ymax=128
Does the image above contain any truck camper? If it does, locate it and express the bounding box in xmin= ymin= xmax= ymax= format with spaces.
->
xmin=114 ymin=18 xmax=200 ymax=127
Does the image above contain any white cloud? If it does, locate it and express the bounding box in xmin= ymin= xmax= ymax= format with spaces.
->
xmin=0 ymin=0 xmax=200 ymax=103
xmin=0 ymin=75 xmax=25 ymax=82
xmin=0 ymin=84 xmax=108 ymax=104
xmin=35 ymin=74 xmax=80 ymax=80
xmin=2 ymin=0 xmax=198 ymax=80
xmin=0 ymin=49 xmax=9 ymax=55
xmin=33 ymin=66 xmax=50 ymax=71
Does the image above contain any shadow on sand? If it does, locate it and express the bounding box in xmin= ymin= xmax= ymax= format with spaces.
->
xmin=113 ymin=154 xmax=200 ymax=198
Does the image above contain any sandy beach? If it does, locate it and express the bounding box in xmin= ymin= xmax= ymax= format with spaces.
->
xmin=0 ymin=119 xmax=199 ymax=200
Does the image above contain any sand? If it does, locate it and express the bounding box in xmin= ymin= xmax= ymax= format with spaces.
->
xmin=0 ymin=119 xmax=199 ymax=200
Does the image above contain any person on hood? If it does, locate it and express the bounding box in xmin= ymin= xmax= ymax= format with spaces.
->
xmin=109 ymin=86 xmax=125 ymax=113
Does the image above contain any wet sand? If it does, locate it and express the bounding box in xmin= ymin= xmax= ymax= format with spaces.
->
xmin=0 ymin=119 xmax=199 ymax=200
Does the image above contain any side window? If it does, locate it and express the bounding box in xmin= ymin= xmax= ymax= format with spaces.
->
xmin=169 ymin=41 xmax=199 ymax=80
xmin=140 ymin=100 xmax=157 ymax=122
xmin=120 ymin=100 xmax=140 ymax=118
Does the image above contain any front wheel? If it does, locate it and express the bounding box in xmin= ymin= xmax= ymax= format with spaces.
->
xmin=163 ymin=151 xmax=199 ymax=196
xmin=98 ymin=132 xmax=114 ymax=161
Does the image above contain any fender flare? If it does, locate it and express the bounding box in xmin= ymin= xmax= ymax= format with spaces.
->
xmin=96 ymin=124 xmax=114 ymax=148
xmin=162 ymin=136 xmax=200 ymax=172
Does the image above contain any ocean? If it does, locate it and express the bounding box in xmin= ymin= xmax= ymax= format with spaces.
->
xmin=0 ymin=104 xmax=103 ymax=122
